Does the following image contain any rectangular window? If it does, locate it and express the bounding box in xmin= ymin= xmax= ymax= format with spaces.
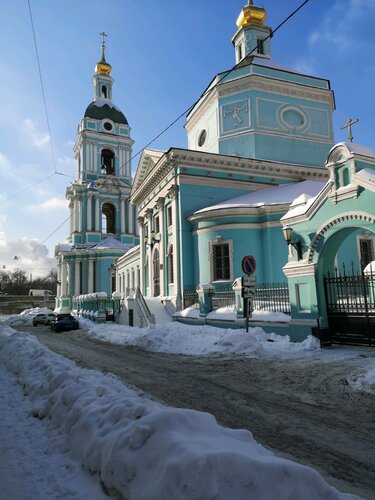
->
xmin=167 ymin=206 xmax=172 ymax=227
xmin=155 ymin=216 xmax=160 ymax=234
xmin=257 ymin=38 xmax=264 ymax=55
xmin=359 ymin=238 xmax=374 ymax=270
xmin=212 ymin=243 xmax=230 ymax=281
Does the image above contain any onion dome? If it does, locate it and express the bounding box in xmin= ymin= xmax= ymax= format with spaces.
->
xmin=236 ymin=0 xmax=267 ymax=29
xmin=84 ymin=100 xmax=128 ymax=125
xmin=95 ymin=32 xmax=112 ymax=76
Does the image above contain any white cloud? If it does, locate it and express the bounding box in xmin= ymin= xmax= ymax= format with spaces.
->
xmin=21 ymin=118 xmax=50 ymax=149
xmin=27 ymin=197 xmax=68 ymax=212
xmin=0 ymin=237 xmax=55 ymax=277
xmin=308 ymin=0 xmax=375 ymax=54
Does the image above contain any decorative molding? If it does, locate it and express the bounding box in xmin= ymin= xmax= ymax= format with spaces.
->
xmin=167 ymin=184 xmax=179 ymax=200
xmin=283 ymin=262 xmax=316 ymax=278
xmin=192 ymin=221 xmax=282 ymax=235
xmin=218 ymin=74 xmax=335 ymax=109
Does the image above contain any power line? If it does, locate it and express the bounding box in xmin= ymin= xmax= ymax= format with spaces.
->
xmin=27 ymin=0 xmax=58 ymax=174
xmin=12 ymin=1 xmax=310 ymax=260
xmin=0 ymin=173 xmax=55 ymax=206
xmin=108 ymin=0 xmax=310 ymax=178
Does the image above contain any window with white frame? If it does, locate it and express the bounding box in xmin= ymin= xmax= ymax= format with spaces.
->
xmin=358 ymin=235 xmax=374 ymax=270
xmin=211 ymin=240 xmax=232 ymax=281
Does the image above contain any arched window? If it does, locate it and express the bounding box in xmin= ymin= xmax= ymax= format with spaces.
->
xmin=167 ymin=245 xmax=174 ymax=284
xmin=342 ymin=167 xmax=350 ymax=187
xmin=126 ymin=270 xmax=130 ymax=295
xmin=101 ymin=148 xmax=115 ymax=175
xmin=102 ymin=85 xmax=107 ymax=98
xmin=102 ymin=203 xmax=116 ymax=234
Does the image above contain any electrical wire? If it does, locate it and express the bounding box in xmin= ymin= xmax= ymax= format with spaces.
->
xmin=109 ymin=0 xmax=310 ymax=177
xmin=27 ymin=0 xmax=58 ymax=174
xmin=0 ymin=172 xmax=56 ymax=207
xmin=10 ymin=0 xmax=310 ymax=264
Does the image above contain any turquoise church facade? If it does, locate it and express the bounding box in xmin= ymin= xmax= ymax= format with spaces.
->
xmin=54 ymin=40 xmax=139 ymax=312
xmin=57 ymin=1 xmax=374 ymax=343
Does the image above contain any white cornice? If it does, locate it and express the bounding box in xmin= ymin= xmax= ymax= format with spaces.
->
xmin=283 ymin=262 xmax=316 ymax=278
xmin=188 ymin=205 xmax=289 ymax=223
xmin=192 ymin=221 xmax=282 ymax=235
xmin=131 ymin=147 xmax=328 ymax=206
xmin=217 ymin=74 xmax=335 ymax=110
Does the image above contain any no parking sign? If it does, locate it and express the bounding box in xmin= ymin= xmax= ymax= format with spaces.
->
xmin=242 ymin=255 xmax=256 ymax=276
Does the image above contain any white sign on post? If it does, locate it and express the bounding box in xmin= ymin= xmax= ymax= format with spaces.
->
xmin=242 ymin=276 xmax=256 ymax=287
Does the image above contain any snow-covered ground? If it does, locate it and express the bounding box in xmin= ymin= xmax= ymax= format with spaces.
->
xmin=1 ymin=309 xmax=374 ymax=498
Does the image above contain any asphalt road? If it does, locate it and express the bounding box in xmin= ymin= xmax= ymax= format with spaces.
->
xmin=14 ymin=324 xmax=375 ymax=499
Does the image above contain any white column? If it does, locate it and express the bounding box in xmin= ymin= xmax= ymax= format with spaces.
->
xmin=57 ymin=260 xmax=62 ymax=297
xmin=75 ymin=261 xmax=80 ymax=295
xmin=95 ymin=196 xmax=100 ymax=231
xmin=78 ymin=198 xmax=82 ymax=233
xmin=120 ymin=198 xmax=125 ymax=234
xmin=128 ymin=203 xmax=132 ymax=234
xmin=61 ymin=261 xmax=68 ymax=296
xmin=138 ymin=217 xmax=144 ymax=294
xmin=87 ymin=196 xmax=92 ymax=231
xmin=88 ymin=260 xmax=94 ymax=293
xmin=156 ymin=197 xmax=165 ymax=296
xmin=69 ymin=202 xmax=73 ymax=237
xmin=169 ymin=186 xmax=181 ymax=304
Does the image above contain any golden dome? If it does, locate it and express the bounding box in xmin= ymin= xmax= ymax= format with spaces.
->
xmin=95 ymin=54 xmax=112 ymax=76
xmin=95 ymin=33 xmax=112 ymax=76
xmin=236 ymin=0 xmax=267 ymax=29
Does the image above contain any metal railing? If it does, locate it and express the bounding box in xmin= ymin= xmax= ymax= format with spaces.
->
xmin=183 ymin=282 xmax=291 ymax=314
xmin=135 ymin=287 xmax=153 ymax=322
xmin=252 ymin=282 xmax=290 ymax=314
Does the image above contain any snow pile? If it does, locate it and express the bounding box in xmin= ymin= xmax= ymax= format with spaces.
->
xmin=3 ymin=307 xmax=54 ymax=326
xmin=0 ymin=327 xmax=354 ymax=500
xmin=348 ymin=360 xmax=375 ymax=394
xmin=79 ymin=318 xmax=320 ymax=357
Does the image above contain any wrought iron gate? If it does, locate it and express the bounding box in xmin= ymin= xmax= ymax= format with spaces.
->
xmin=324 ymin=265 xmax=375 ymax=346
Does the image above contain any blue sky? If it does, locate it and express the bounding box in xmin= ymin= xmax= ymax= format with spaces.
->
xmin=1 ymin=0 xmax=375 ymax=277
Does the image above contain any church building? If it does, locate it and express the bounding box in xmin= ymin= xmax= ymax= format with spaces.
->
xmin=54 ymin=35 xmax=139 ymax=313
xmin=57 ymin=1 xmax=375 ymax=344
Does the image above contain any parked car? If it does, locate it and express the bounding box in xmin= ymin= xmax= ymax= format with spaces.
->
xmin=50 ymin=314 xmax=79 ymax=333
xmin=33 ymin=312 xmax=56 ymax=326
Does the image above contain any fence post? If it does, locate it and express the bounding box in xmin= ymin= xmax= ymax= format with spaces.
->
xmin=196 ymin=284 xmax=215 ymax=317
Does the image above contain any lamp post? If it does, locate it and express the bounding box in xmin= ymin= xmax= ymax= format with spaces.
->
xmin=282 ymin=226 xmax=303 ymax=260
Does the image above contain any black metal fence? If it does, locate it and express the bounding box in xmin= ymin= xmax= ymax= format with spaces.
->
xmin=252 ymin=282 xmax=291 ymax=314
xmin=325 ymin=265 xmax=375 ymax=314
xmin=183 ymin=281 xmax=290 ymax=314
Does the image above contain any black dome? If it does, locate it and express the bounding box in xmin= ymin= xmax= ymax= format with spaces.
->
xmin=84 ymin=100 xmax=128 ymax=125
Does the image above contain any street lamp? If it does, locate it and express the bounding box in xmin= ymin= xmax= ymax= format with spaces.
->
xmin=282 ymin=226 xmax=303 ymax=260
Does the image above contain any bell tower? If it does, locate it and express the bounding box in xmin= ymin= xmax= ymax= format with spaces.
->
xmin=67 ymin=34 xmax=137 ymax=246
xmin=232 ymin=0 xmax=271 ymax=63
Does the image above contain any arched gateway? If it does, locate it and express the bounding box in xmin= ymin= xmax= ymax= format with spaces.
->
xmin=282 ymin=142 xmax=375 ymax=345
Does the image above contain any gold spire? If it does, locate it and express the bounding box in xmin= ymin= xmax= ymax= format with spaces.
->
xmin=236 ymin=0 xmax=267 ymax=30
xmin=95 ymin=32 xmax=112 ymax=76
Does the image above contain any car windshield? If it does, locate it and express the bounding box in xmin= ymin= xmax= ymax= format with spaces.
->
xmin=57 ymin=314 xmax=73 ymax=320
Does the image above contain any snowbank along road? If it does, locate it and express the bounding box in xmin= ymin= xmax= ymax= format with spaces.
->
xmin=16 ymin=325 xmax=375 ymax=499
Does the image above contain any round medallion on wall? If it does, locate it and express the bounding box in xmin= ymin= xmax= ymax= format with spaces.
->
xmin=198 ymin=129 xmax=207 ymax=147
xmin=103 ymin=121 xmax=113 ymax=131
xmin=278 ymin=105 xmax=310 ymax=132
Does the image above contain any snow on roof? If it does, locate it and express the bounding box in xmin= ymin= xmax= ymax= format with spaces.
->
xmin=356 ymin=167 xmax=375 ymax=183
xmin=345 ymin=142 xmax=375 ymax=158
xmin=195 ymin=180 xmax=326 ymax=214
xmin=91 ymin=98 xmax=121 ymax=112
xmin=92 ymin=237 xmax=131 ymax=250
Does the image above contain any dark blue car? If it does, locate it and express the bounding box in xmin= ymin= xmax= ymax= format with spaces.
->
xmin=51 ymin=314 xmax=79 ymax=333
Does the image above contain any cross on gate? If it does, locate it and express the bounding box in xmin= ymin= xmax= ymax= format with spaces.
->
xmin=340 ymin=117 xmax=359 ymax=142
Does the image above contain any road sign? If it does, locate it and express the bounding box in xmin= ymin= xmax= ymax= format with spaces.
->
xmin=242 ymin=288 xmax=255 ymax=298
xmin=242 ymin=276 xmax=256 ymax=287
xmin=242 ymin=255 xmax=257 ymax=275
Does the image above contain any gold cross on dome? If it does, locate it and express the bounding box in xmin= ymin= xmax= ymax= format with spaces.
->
xmin=341 ymin=117 xmax=359 ymax=142
xmin=100 ymin=31 xmax=107 ymax=52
